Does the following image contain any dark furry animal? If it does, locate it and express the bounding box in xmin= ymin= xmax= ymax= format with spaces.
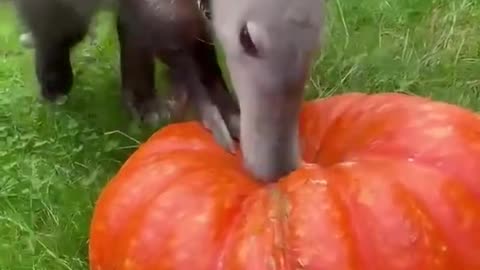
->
xmin=13 ymin=0 xmax=240 ymax=152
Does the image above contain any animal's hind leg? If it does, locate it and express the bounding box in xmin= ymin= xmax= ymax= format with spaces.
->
xmin=13 ymin=0 xmax=98 ymax=104
xmin=116 ymin=15 xmax=168 ymax=126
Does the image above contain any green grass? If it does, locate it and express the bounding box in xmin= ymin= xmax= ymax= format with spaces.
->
xmin=0 ymin=0 xmax=479 ymax=269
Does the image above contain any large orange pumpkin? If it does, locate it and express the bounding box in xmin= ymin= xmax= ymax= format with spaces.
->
xmin=89 ymin=92 xmax=480 ymax=270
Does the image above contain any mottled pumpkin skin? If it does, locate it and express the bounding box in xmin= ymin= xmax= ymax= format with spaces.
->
xmin=89 ymin=93 xmax=480 ymax=270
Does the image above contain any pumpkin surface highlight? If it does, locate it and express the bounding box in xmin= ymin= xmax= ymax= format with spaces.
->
xmin=89 ymin=92 xmax=480 ymax=270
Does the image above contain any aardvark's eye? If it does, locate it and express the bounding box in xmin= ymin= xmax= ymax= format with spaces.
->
xmin=239 ymin=23 xmax=258 ymax=57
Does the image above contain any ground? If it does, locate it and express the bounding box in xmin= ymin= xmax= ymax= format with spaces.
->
xmin=0 ymin=0 xmax=479 ymax=269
